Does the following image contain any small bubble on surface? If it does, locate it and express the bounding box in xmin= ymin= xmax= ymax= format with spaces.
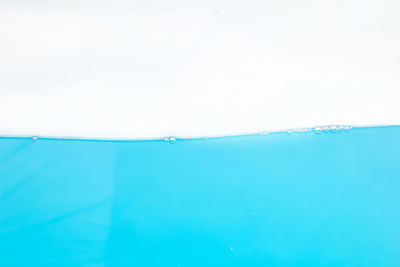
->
xmin=342 ymin=125 xmax=353 ymax=131
xmin=164 ymin=137 xmax=177 ymax=144
xmin=32 ymin=136 xmax=38 ymax=142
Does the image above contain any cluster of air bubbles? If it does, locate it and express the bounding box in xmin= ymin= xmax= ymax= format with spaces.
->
xmin=259 ymin=131 xmax=269 ymax=137
xmin=313 ymin=125 xmax=352 ymax=134
xmin=31 ymin=136 xmax=38 ymax=142
xmin=163 ymin=137 xmax=177 ymax=144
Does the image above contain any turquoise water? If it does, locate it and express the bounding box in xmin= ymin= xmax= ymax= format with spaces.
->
xmin=1 ymin=126 xmax=399 ymax=266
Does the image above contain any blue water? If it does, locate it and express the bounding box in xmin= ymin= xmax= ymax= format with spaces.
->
xmin=1 ymin=126 xmax=399 ymax=266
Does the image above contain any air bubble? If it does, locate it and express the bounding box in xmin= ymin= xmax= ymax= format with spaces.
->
xmin=313 ymin=126 xmax=323 ymax=134
xmin=328 ymin=125 xmax=339 ymax=133
xmin=342 ymin=125 xmax=353 ymax=132
xmin=163 ymin=137 xmax=177 ymax=144
xmin=259 ymin=131 xmax=269 ymax=137
xmin=32 ymin=136 xmax=38 ymax=142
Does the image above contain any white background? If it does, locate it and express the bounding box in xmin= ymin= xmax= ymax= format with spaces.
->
xmin=1 ymin=0 xmax=399 ymax=139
